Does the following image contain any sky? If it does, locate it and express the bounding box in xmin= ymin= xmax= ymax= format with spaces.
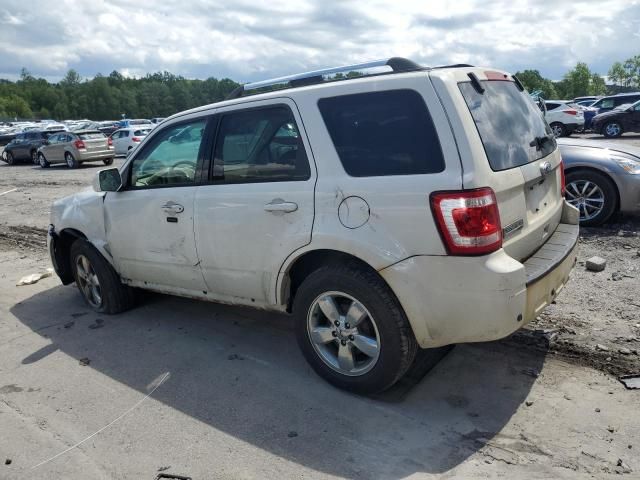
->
xmin=0 ymin=0 xmax=639 ymax=83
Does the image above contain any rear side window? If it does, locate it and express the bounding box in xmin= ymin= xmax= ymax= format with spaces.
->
xmin=318 ymin=90 xmax=445 ymax=177
xmin=459 ymin=80 xmax=556 ymax=171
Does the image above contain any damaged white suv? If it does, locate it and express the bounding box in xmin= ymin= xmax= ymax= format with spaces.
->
xmin=49 ymin=58 xmax=579 ymax=393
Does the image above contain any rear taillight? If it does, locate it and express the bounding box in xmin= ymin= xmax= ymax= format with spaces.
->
xmin=132 ymin=137 xmax=141 ymax=142
xmin=74 ymin=139 xmax=86 ymax=150
xmin=107 ymin=137 xmax=113 ymax=147
xmin=430 ymin=188 xmax=502 ymax=256
xmin=564 ymin=109 xmax=578 ymax=115
xmin=560 ymin=160 xmax=566 ymax=197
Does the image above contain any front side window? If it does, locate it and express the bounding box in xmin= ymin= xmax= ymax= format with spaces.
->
xmin=599 ymin=98 xmax=615 ymax=109
xmin=213 ymin=106 xmax=310 ymax=183
xmin=130 ymin=119 xmax=206 ymax=188
xmin=318 ymin=89 xmax=445 ymax=177
xmin=459 ymin=80 xmax=556 ymax=171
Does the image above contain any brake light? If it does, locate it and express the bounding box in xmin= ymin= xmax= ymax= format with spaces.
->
xmin=560 ymin=160 xmax=566 ymax=197
xmin=430 ymin=188 xmax=502 ymax=255
xmin=132 ymin=137 xmax=141 ymax=142
xmin=107 ymin=137 xmax=113 ymax=146
xmin=564 ymin=109 xmax=578 ymax=115
xmin=74 ymin=139 xmax=86 ymax=150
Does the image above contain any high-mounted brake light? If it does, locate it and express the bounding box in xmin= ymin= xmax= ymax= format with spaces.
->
xmin=430 ymin=188 xmax=502 ymax=255
xmin=107 ymin=137 xmax=113 ymax=147
xmin=74 ymin=139 xmax=86 ymax=150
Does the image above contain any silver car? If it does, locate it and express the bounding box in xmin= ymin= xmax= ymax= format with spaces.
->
xmin=110 ymin=127 xmax=153 ymax=155
xmin=558 ymin=138 xmax=640 ymax=225
xmin=37 ymin=130 xmax=115 ymax=169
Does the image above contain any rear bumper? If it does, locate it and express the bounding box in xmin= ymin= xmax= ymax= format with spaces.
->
xmin=564 ymin=122 xmax=583 ymax=133
xmin=77 ymin=150 xmax=115 ymax=162
xmin=380 ymin=202 xmax=579 ymax=348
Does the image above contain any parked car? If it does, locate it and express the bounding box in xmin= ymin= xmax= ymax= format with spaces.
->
xmin=558 ymin=137 xmax=640 ymax=225
xmin=590 ymin=100 xmax=640 ymax=138
xmin=110 ymin=127 xmax=153 ymax=155
xmin=0 ymin=127 xmax=20 ymax=146
xmin=37 ymin=130 xmax=115 ymax=169
xmin=584 ymin=92 xmax=640 ymax=129
xmin=97 ymin=121 xmax=120 ymax=136
xmin=48 ymin=58 xmax=578 ymax=394
xmin=151 ymin=117 xmax=166 ymax=124
xmin=118 ymin=118 xmax=153 ymax=128
xmin=2 ymin=129 xmax=65 ymax=165
xmin=544 ymin=100 xmax=584 ymax=137
xmin=572 ymin=96 xmax=600 ymax=104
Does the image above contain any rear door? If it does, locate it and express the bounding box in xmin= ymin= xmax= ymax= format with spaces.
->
xmin=193 ymin=99 xmax=315 ymax=304
xmin=433 ymin=69 xmax=564 ymax=261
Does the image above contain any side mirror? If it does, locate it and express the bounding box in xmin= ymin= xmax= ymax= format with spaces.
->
xmin=93 ymin=168 xmax=122 ymax=192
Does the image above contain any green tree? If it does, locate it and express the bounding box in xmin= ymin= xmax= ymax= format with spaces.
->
xmin=514 ymin=69 xmax=557 ymax=98
xmin=0 ymin=94 xmax=33 ymax=118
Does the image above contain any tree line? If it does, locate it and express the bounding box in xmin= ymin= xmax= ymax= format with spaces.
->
xmin=0 ymin=69 xmax=239 ymax=121
xmin=1 ymin=54 xmax=639 ymax=121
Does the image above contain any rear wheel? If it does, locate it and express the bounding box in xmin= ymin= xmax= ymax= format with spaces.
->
xmin=31 ymin=150 xmax=38 ymax=164
xmin=565 ymin=170 xmax=617 ymax=226
xmin=550 ymin=122 xmax=567 ymax=137
xmin=103 ymin=157 xmax=114 ymax=166
xmin=293 ymin=262 xmax=417 ymax=394
xmin=65 ymin=152 xmax=79 ymax=168
xmin=70 ymin=239 xmax=134 ymax=314
xmin=5 ymin=152 xmax=15 ymax=165
xmin=603 ymin=121 xmax=623 ymax=138
xmin=38 ymin=153 xmax=50 ymax=168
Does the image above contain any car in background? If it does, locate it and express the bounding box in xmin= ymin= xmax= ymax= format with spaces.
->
xmin=1 ymin=129 xmax=65 ymax=165
xmin=584 ymin=92 xmax=640 ymax=129
xmin=572 ymin=96 xmax=600 ymax=104
xmin=151 ymin=117 xmax=166 ymax=125
xmin=43 ymin=123 xmax=68 ymax=132
xmin=110 ymin=127 xmax=153 ymax=155
xmin=544 ymin=100 xmax=584 ymax=137
xmin=0 ymin=127 xmax=20 ymax=146
xmin=118 ymin=118 xmax=153 ymax=128
xmin=97 ymin=121 xmax=120 ymax=136
xmin=558 ymin=137 xmax=640 ymax=225
xmin=591 ymin=100 xmax=640 ymax=138
xmin=37 ymin=130 xmax=115 ymax=169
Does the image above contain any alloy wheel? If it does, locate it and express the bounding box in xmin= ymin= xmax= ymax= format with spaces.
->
xmin=307 ymin=291 xmax=381 ymax=376
xmin=75 ymin=254 xmax=102 ymax=308
xmin=605 ymin=123 xmax=621 ymax=137
xmin=551 ymin=124 xmax=564 ymax=137
xmin=565 ymin=180 xmax=605 ymax=221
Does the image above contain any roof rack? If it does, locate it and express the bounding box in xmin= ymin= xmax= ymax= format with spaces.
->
xmin=226 ymin=57 xmax=425 ymax=100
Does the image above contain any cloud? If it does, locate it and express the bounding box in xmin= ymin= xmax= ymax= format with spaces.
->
xmin=0 ymin=0 xmax=638 ymax=82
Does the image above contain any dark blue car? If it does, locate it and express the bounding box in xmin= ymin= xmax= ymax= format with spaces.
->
xmin=585 ymin=92 xmax=640 ymax=129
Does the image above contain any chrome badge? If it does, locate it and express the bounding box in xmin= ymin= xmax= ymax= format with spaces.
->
xmin=540 ymin=161 xmax=552 ymax=176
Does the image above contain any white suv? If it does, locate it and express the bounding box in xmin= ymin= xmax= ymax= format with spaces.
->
xmin=48 ymin=58 xmax=579 ymax=394
xmin=544 ymin=100 xmax=585 ymax=137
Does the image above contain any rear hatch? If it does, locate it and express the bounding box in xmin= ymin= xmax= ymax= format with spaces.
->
xmin=431 ymin=68 xmax=564 ymax=262
xmin=79 ymin=131 xmax=109 ymax=152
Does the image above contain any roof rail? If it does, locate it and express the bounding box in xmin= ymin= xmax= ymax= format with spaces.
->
xmin=226 ymin=57 xmax=424 ymax=100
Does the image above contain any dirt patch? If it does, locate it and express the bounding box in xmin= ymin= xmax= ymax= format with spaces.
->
xmin=0 ymin=225 xmax=47 ymax=251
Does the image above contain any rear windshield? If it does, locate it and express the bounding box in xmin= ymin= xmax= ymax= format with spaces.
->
xmin=79 ymin=132 xmax=105 ymax=140
xmin=459 ymin=80 xmax=556 ymax=171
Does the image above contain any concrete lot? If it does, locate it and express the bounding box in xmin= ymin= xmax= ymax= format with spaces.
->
xmin=0 ymin=134 xmax=639 ymax=479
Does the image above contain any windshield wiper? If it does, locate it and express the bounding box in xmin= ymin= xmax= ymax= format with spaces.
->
xmin=529 ymin=134 xmax=554 ymax=151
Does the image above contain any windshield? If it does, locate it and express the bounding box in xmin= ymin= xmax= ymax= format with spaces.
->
xmin=134 ymin=129 xmax=151 ymax=136
xmin=614 ymin=103 xmax=632 ymax=111
xmin=459 ymin=80 xmax=556 ymax=171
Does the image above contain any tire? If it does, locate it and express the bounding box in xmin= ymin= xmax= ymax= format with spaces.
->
xmin=550 ymin=122 xmax=567 ymax=138
xmin=293 ymin=262 xmax=417 ymax=394
xmin=103 ymin=157 xmax=114 ymax=166
xmin=602 ymin=121 xmax=623 ymax=138
xmin=70 ymin=239 xmax=134 ymax=314
xmin=38 ymin=153 xmax=50 ymax=168
xmin=565 ymin=170 xmax=617 ymax=226
xmin=65 ymin=152 xmax=79 ymax=168
xmin=5 ymin=151 xmax=15 ymax=165
xmin=31 ymin=150 xmax=38 ymax=164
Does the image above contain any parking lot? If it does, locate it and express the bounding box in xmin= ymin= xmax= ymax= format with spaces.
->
xmin=1 ymin=135 xmax=639 ymax=479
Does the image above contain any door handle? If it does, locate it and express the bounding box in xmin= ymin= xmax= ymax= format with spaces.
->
xmin=161 ymin=201 xmax=184 ymax=214
xmin=264 ymin=199 xmax=298 ymax=213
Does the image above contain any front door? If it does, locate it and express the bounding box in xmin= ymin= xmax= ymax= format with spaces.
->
xmin=104 ymin=116 xmax=211 ymax=291
xmin=194 ymin=100 xmax=316 ymax=304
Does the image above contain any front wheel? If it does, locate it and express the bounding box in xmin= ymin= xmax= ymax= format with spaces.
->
xmin=603 ymin=121 xmax=623 ymax=138
xmin=31 ymin=150 xmax=38 ymax=164
xmin=565 ymin=170 xmax=617 ymax=226
xmin=550 ymin=122 xmax=567 ymax=138
xmin=70 ymin=239 xmax=134 ymax=314
xmin=38 ymin=153 xmax=50 ymax=168
xmin=293 ymin=263 xmax=417 ymax=394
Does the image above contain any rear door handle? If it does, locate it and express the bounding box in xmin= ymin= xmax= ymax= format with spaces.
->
xmin=161 ymin=201 xmax=184 ymax=214
xmin=264 ymin=199 xmax=298 ymax=213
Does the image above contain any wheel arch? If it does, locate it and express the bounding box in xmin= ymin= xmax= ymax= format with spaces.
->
xmin=564 ymin=165 xmax=621 ymax=213
xmin=279 ymin=248 xmax=398 ymax=313
xmin=52 ymin=228 xmax=88 ymax=285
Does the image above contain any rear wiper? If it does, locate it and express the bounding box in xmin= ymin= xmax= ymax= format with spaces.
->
xmin=529 ymin=134 xmax=554 ymax=151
